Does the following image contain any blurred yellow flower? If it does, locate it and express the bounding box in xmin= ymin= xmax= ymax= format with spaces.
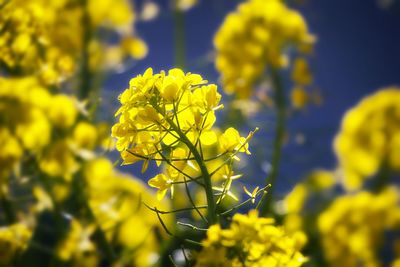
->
xmin=73 ymin=122 xmax=98 ymax=150
xmin=214 ymin=0 xmax=315 ymax=97
xmin=0 ymin=223 xmax=32 ymax=266
xmin=290 ymin=87 xmax=309 ymax=110
xmin=291 ymin=57 xmax=313 ymax=86
xmin=318 ymin=187 xmax=400 ymax=267
xmin=334 ymin=88 xmax=400 ymax=190
xmin=83 ymin=158 xmax=172 ymax=267
xmin=39 ymin=139 xmax=79 ymax=180
xmin=0 ymin=0 xmax=146 ymax=84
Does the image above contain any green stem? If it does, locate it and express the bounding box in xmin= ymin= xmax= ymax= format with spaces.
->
xmin=153 ymin=105 xmax=217 ymax=225
xmin=171 ymin=124 xmax=217 ymax=224
xmin=78 ymin=0 xmax=92 ymax=100
xmin=173 ymin=5 xmax=186 ymax=68
xmin=71 ymin=174 xmax=117 ymax=263
xmin=0 ymin=185 xmax=16 ymax=224
xmin=259 ymin=68 xmax=286 ymax=217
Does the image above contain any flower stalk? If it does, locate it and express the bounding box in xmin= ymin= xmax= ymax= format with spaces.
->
xmin=259 ymin=67 xmax=286 ymax=216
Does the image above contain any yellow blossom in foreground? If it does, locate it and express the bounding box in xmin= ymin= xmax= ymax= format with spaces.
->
xmin=195 ymin=210 xmax=307 ymax=267
xmin=214 ymin=0 xmax=315 ymax=97
xmin=334 ymin=88 xmax=400 ymax=190
xmin=318 ymin=187 xmax=400 ymax=267
xmin=112 ymin=68 xmax=253 ymax=200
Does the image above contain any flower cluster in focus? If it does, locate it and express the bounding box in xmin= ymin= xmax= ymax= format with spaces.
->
xmin=112 ymin=68 xmax=254 ymax=201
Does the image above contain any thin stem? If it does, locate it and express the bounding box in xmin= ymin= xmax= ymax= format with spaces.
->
xmin=71 ymin=173 xmax=117 ymax=262
xmin=143 ymin=202 xmax=207 ymax=214
xmin=78 ymin=0 xmax=92 ymax=100
xmin=173 ymin=3 xmax=186 ymax=68
xmin=152 ymin=104 xmax=218 ymax=225
xmin=177 ymin=221 xmax=208 ymax=231
xmin=0 ymin=185 xmax=16 ymax=224
xmin=259 ymin=68 xmax=286 ymax=217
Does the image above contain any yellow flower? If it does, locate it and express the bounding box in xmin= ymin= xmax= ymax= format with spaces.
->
xmin=291 ymin=57 xmax=313 ymax=86
xmin=39 ymin=139 xmax=79 ymax=180
xmin=0 ymin=0 xmax=145 ymax=82
xmin=121 ymin=36 xmax=148 ymax=59
xmin=47 ymin=95 xmax=78 ymax=129
xmin=290 ymin=87 xmax=309 ymax=110
xmin=73 ymin=122 xmax=98 ymax=150
xmin=112 ymin=68 xmax=255 ymax=202
xmin=219 ymin=127 xmax=250 ymax=155
xmin=214 ymin=0 xmax=315 ymax=97
xmin=82 ymin=158 xmax=172 ymax=267
xmin=56 ymin=219 xmax=97 ymax=262
xmin=0 ymin=223 xmax=32 ymax=266
xmin=334 ymin=88 xmax=400 ymax=190
xmin=243 ymin=186 xmax=259 ymax=204
xmin=196 ymin=210 xmax=307 ymax=267
xmin=0 ymin=129 xmax=23 ymax=178
xmin=148 ymin=173 xmax=176 ymax=200
xmin=318 ymin=187 xmax=400 ymax=267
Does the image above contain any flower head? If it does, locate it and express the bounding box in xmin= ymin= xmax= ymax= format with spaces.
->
xmin=214 ymin=0 xmax=315 ymax=98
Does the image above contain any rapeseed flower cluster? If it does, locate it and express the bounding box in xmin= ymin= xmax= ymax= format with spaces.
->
xmin=112 ymin=68 xmax=254 ymax=204
xmin=195 ymin=210 xmax=307 ymax=267
xmin=318 ymin=187 xmax=400 ymax=267
xmin=0 ymin=0 xmax=146 ymax=84
xmin=0 ymin=76 xmax=114 ymax=182
xmin=214 ymin=0 xmax=315 ymax=98
xmin=334 ymin=88 xmax=400 ymax=190
xmin=0 ymin=77 xmax=74 ymax=180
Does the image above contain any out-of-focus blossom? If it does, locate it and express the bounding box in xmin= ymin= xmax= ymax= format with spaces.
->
xmin=83 ymin=158 xmax=171 ymax=267
xmin=318 ymin=187 xmax=400 ymax=267
xmin=175 ymin=0 xmax=199 ymax=11
xmin=282 ymin=169 xmax=336 ymax=236
xmin=140 ymin=1 xmax=160 ymax=21
xmin=334 ymin=88 xmax=400 ymax=190
xmin=0 ymin=0 xmax=146 ymax=84
xmin=214 ymin=0 xmax=315 ymax=98
xmin=0 ymin=223 xmax=32 ymax=266
xmin=290 ymin=87 xmax=309 ymax=110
